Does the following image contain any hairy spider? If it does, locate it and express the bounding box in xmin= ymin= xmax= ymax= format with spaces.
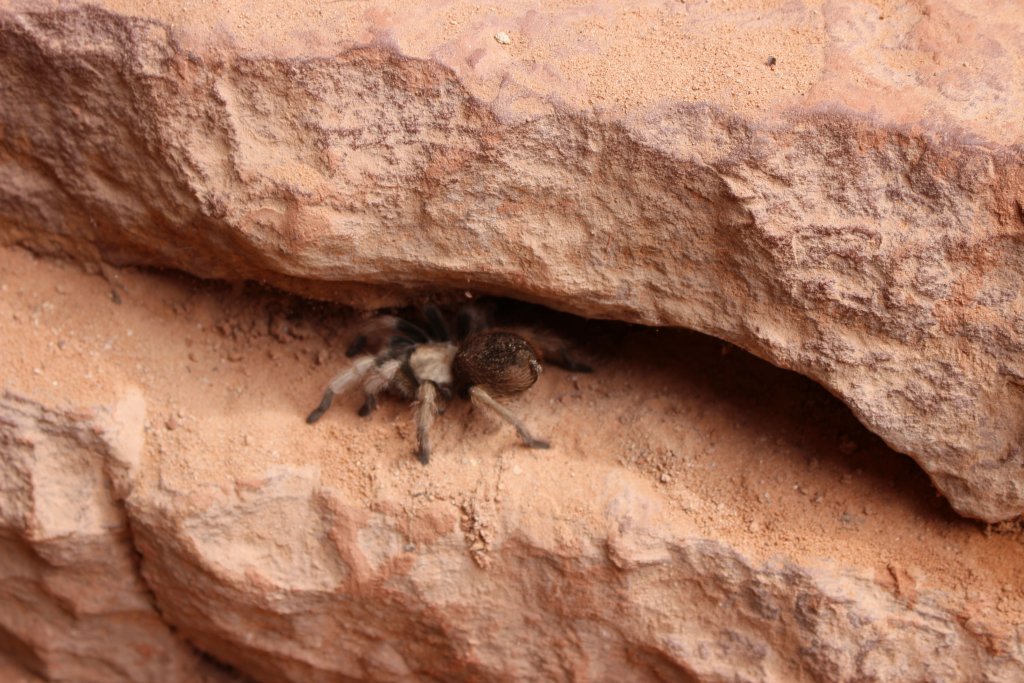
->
xmin=306 ymin=305 xmax=591 ymax=464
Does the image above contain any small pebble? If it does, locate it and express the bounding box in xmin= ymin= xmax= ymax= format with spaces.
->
xmin=660 ymin=472 xmax=672 ymax=484
xmin=494 ymin=31 xmax=511 ymax=45
xmin=165 ymin=415 xmax=179 ymax=431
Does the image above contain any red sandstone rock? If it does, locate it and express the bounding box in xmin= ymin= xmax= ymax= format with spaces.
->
xmin=2 ymin=1 xmax=1024 ymax=679
xmin=3 ymin=2 xmax=1024 ymax=521
xmin=0 ymin=391 xmax=233 ymax=683
xmin=1 ymin=246 xmax=1022 ymax=683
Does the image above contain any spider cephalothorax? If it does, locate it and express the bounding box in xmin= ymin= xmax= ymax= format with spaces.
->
xmin=306 ymin=305 xmax=590 ymax=463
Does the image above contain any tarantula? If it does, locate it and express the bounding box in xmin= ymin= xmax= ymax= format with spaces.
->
xmin=306 ymin=305 xmax=590 ymax=463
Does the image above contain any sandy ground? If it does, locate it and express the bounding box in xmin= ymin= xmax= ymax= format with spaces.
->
xmin=1 ymin=245 xmax=1021 ymax=627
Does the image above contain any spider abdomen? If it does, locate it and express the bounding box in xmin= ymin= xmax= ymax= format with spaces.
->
xmin=453 ymin=331 xmax=542 ymax=398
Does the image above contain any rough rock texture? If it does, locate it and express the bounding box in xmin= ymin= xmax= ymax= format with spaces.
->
xmin=0 ymin=391 xmax=238 ymax=683
xmin=8 ymin=395 xmax=1017 ymax=683
xmin=130 ymin=468 xmax=1019 ymax=683
xmin=3 ymin=0 xmax=1024 ymax=521
xmin=2 ymin=247 xmax=1023 ymax=682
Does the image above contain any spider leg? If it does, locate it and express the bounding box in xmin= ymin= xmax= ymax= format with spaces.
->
xmin=456 ymin=305 xmax=489 ymax=341
xmin=395 ymin=319 xmax=430 ymax=344
xmin=358 ymin=395 xmax=378 ymax=417
xmin=358 ymin=359 xmax=402 ymax=418
xmin=468 ymin=385 xmax=550 ymax=449
xmin=345 ymin=315 xmax=428 ymax=356
xmin=307 ymin=356 xmax=374 ymax=424
xmin=415 ymin=381 xmax=441 ymax=464
xmin=423 ymin=304 xmax=451 ymax=341
xmin=345 ymin=335 xmax=368 ymax=358
xmin=345 ymin=316 xmax=398 ymax=356
xmin=508 ymin=327 xmax=592 ymax=373
xmin=551 ymin=349 xmax=593 ymax=374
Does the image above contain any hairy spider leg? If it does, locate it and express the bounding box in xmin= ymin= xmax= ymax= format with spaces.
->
xmin=415 ymin=381 xmax=441 ymax=464
xmin=456 ymin=306 xmax=489 ymax=341
xmin=386 ymin=336 xmax=417 ymax=352
xmin=395 ymin=319 xmax=431 ymax=343
xmin=423 ymin=304 xmax=451 ymax=341
xmin=346 ymin=316 xmax=431 ymax=356
xmin=507 ymin=327 xmax=593 ymax=373
xmin=306 ymin=356 xmax=375 ymax=424
xmin=468 ymin=385 xmax=550 ymax=449
xmin=345 ymin=335 xmax=367 ymax=358
xmin=358 ymin=358 xmax=402 ymax=417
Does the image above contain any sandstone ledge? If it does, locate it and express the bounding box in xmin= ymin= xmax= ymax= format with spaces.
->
xmin=2 ymin=246 xmax=1023 ymax=682
xmin=4 ymin=380 xmax=1023 ymax=682
xmin=1 ymin=4 xmax=1023 ymax=522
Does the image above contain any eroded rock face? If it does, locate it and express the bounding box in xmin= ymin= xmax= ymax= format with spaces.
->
xmin=2 ymin=393 xmax=1019 ymax=683
xmin=129 ymin=465 xmax=1022 ymax=683
xmin=2 ymin=245 xmax=1022 ymax=682
xmin=0 ymin=8 xmax=1021 ymax=530
xmin=0 ymin=392 xmax=224 ymax=683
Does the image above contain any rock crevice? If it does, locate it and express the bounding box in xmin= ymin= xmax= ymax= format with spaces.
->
xmin=3 ymin=3 xmax=1024 ymax=519
xmin=2 ymin=241 xmax=1022 ymax=681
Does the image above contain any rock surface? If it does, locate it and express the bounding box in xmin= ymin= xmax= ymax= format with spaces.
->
xmin=1 ymin=247 xmax=1022 ymax=682
xmin=2 ymin=1 xmax=1024 ymax=678
xmin=0 ymin=390 xmax=238 ymax=683
xmin=4 ymin=0 xmax=1024 ymax=521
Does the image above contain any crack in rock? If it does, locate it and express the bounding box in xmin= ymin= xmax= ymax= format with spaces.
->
xmin=3 ymin=4 xmax=1024 ymax=519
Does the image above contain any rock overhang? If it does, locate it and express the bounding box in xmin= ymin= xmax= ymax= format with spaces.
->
xmin=2 ymin=0 xmax=1024 ymax=523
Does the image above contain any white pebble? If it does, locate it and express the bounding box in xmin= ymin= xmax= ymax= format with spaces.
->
xmin=494 ymin=32 xmax=511 ymax=45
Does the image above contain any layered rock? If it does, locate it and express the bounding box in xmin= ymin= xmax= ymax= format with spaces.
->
xmin=130 ymin=465 xmax=1022 ymax=683
xmin=4 ymin=1 xmax=1024 ymax=521
xmin=0 ymin=392 xmax=232 ymax=683
xmin=3 ymin=390 xmax=1020 ymax=683
xmin=1 ymin=244 xmax=1022 ymax=682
